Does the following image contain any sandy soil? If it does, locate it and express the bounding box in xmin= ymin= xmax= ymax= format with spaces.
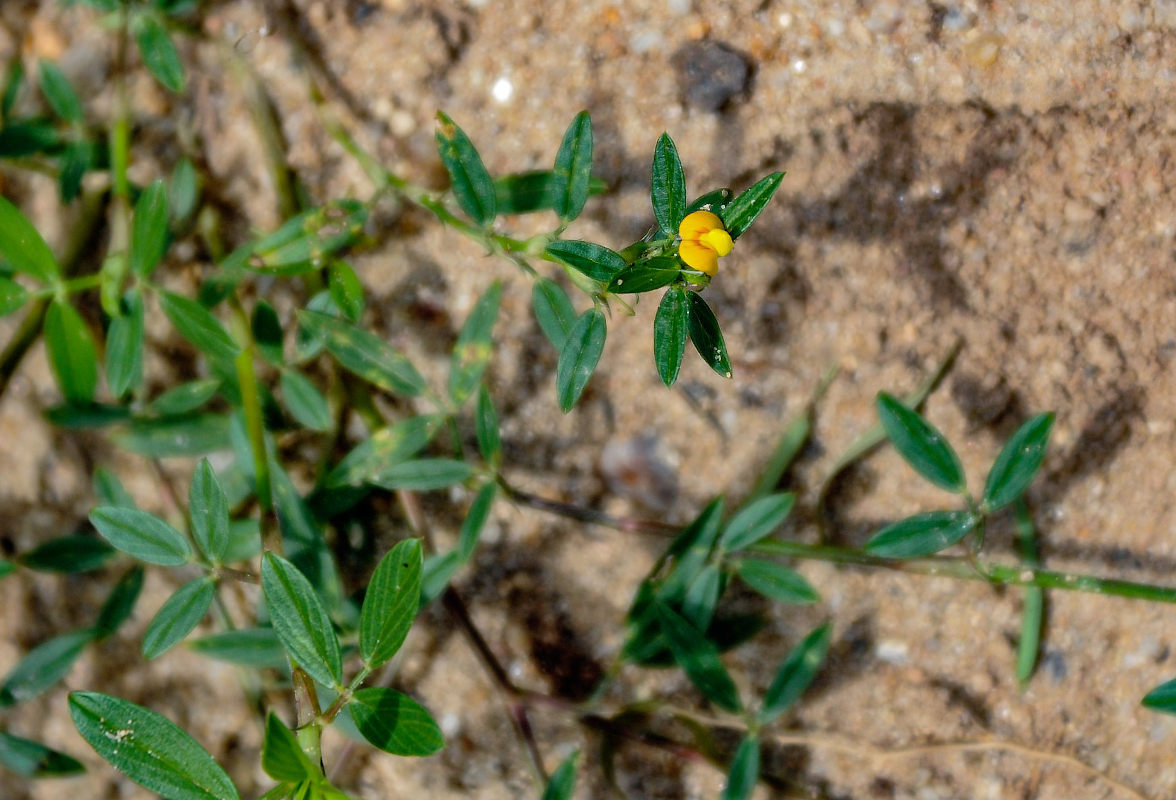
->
xmin=4 ymin=0 xmax=1176 ymax=798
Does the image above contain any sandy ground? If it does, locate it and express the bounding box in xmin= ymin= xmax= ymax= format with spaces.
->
xmin=4 ymin=0 xmax=1176 ymax=798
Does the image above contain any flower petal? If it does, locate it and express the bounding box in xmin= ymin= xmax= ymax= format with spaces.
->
xmin=700 ymin=228 xmax=733 ymax=257
xmin=679 ymin=240 xmax=719 ymax=275
xmin=679 ymin=209 xmax=724 ymax=242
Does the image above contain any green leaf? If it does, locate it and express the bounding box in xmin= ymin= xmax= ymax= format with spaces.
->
xmin=90 ymin=506 xmax=192 ymax=566
xmin=327 ymin=260 xmax=365 ymax=322
xmin=262 ymin=553 xmax=343 ymax=688
xmin=45 ymin=300 xmax=97 ymax=403
xmin=0 ymin=275 xmax=28 ymax=316
xmin=545 ymin=239 xmax=626 ymax=284
xmin=720 ymin=735 xmax=760 ymax=800
xmin=169 ymin=157 xmax=200 ymax=224
xmin=865 ymin=510 xmax=977 ymax=559
xmin=1143 ymin=678 xmax=1176 ymax=715
xmin=94 ymin=466 xmax=136 ymax=508
xmin=655 ymin=602 xmax=741 ymax=712
xmin=299 ymin=310 xmax=426 ymax=397
xmin=682 ymin=563 xmax=721 ymax=631
xmin=281 ymin=370 xmax=332 ymax=432
xmin=38 ymin=60 xmax=82 ymax=124
xmin=44 ymin=402 xmax=131 ymax=429
xmin=686 ymin=187 xmax=734 ymax=216
xmin=262 ymin=714 xmax=317 ymax=783
xmin=147 ymin=378 xmax=222 ymax=416
xmin=370 ymin=459 xmax=474 ymax=491
xmin=131 ymin=179 xmax=169 ymax=277
xmin=420 ymin=550 xmax=462 ymax=605
xmin=57 ymin=141 xmax=93 ymax=203
xmin=252 ymin=301 xmax=285 ymax=365
xmin=542 ymin=750 xmax=580 ymax=800
xmin=116 ymin=414 xmax=232 ymax=457
xmin=553 ymin=111 xmax=593 ymax=222
xmin=106 ymin=290 xmax=145 ymax=398
xmin=734 ymin=559 xmax=817 ymax=604
xmin=608 ymin=257 xmax=681 ymax=294
xmin=876 ymin=392 xmax=966 ymax=493
xmin=187 ymin=628 xmax=286 ymax=669
xmin=159 ymin=291 xmax=241 ymax=363
xmin=18 ymin=535 xmax=115 ymax=573
xmin=0 ymin=630 xmax=93 ymax=707
xmin=1 ymin=58 xmax=24 ymax=118
xmin=69 ymin=692 xmax=240 ymax=800
xmin=94 ymin=565 xmax=145 ymax=639
xmin=652 ymin=286 xmax=689 ymax=387
xmin=982 ymin=412 xmax=1055 ymax=512
xmin=132 ymin=13 xmax=185 ymax=93
xmin=719 ymin=172 xmax=784 ymax=239
xmin=325 ymin=415 xmax=442 ymax=487
xmin=651 ymin=133 xmax=686 ymax=236
xmin=0 ymin=560 xmax=15 ymax=579
xmin=360 ymin=539 xmax=423 ymax=669
xmin=189 ymin=460 xmax=230 ymax=564
xmin=435 ymin=112 xmax=495 ymax=226
xmin=720 ymin=493 xmax=795 ymax=551
xmin=348 ymin=687 xmax=444 ymax=756
xmin=142 ymin=577 xmax=215 ymax=659
xmin=494 ymin=171 xmax=607 ymax=215
xmin=458 ymin=482 xmax=496 ymax=561
xmin=556 ymin=308 xmax=606 ymax=412
xmin=449 ymin=282 xmax=500 ymax=406
xmin=0 ymin=731 xmax=84 ymax=777
xmin=531 ymin=278 xmax=577 ymax=351
xmin=475 ymin=385 xmax=501 ymax=467
xmin=759 ymin=624 xmax=831 ymax=724
xmin=686 ymin=291 xmax=730 ymax=378
xmin=0 ymin=121 xmax=60 ymax=161
xmin=249 ymin=202 xmax=369 ymax=275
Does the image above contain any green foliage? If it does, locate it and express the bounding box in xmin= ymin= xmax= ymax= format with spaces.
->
xmin=142 ymin=577 xmax=215 ymax=659
xmin=262 ymin=553 xmax=343 ymax=689
xmin=17 ymin=535 xmax=115 ymax=573
xmin=653 ymin=287 xmax=688 ymax=387
xmin=347 ymin=688 xmax=444 ymax=756
xmin=983 ymin=412 xmax=1055 ymax=512
xmin=720 ymin=735 xmax=760 ymax=800
xmin=876 ymin=392 xmax=965 ymax=493
xmin=132 ymin=12 xmax=185 ymax=93
xmin=449 ymin=282 xmax=500 ymax=406
xmin=131 ymin=179 xmax=170 ymax=277
xmin=865 ymin=510 xmax=977 ymax=559
xmin=435 ymin=112 xmax=495 ymax=226
xmin=556 ymin=308 xmax=606 ymax=412
xmin=262 ymin=714 xmax=318 ymax=783
xmin=0 ymin=630 xmax=93 ymax=707
xmin=360 ymin=540 xmax=423 ymax=669
xmin=541 ymin=751 xmax=580 ymax=800
xmin=758 ymin=624 xmax=832 ymax=724
xmin=94 ymin=565 xmax=145 ymax=639
xmin=651 ymin=133 xmax=686 ymax=236
xmin=44 ymin=300 xmax=97 ymax=403
xmin=552 ymin=111 xmax=593 ymax=223
xmin=90 ymin=507 xmax=192 ymax=566
xmin=720 ymin=172 xmax=784 ymax=240
xmin=0 ymin=731 xmax=85 ymax=777
xmin=299 ymin=310 xmax=426 ymax=397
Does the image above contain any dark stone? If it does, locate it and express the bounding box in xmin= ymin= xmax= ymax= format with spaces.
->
xmin=673 ymin=41 xmax=753 ymax=112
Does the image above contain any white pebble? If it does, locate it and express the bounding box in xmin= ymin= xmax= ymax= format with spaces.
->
xmin=491 ymin=77 xmax=514 ymax=103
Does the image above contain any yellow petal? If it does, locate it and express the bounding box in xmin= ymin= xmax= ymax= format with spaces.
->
xmin=678 ymin=209 xmax=724 ymax=242
xmin=679 ymin=239 xmax=719 ymax=275
xmin=700 ymin=228 xmax=733 ymax=257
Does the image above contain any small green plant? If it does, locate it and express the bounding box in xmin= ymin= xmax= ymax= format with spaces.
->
xmin=1 ymin=3 xmax=1174 ymax=799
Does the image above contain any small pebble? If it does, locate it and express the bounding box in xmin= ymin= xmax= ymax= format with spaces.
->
xmin=673 ymin=40 xmax=753 ymax=112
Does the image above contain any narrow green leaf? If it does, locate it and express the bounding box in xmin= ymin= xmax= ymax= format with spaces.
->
xmin=656 ymin=497 xmax=725 ymax=604
xmin=609 ymin=257 xmax=681 ymax=294
xmin=1014 ymin=501 xmax=1043 ymax=689
xmin=655 ymin=602 xmax=741 ymax=713
xmin=449 ymin=282 xmax=500 ymax=406
xmin=142 ymin=578 xmax=214 ymax=660
xmin=876 ymin=392 xmax=966 ymax=493
xmin=682 ymin=563 xmax=721 ymax=631
xmin=38 ymin=60 xmax=83 ymax=124
xmin=327 ymin=260 xmax=365 ymax=322
xmin=475 ymin=385 xmax=501 ymax=467
xmin=0 ymin=630 xmax=93 ymax=707
xmin=420 ymin=550 xmax=462 ymax=605
xmin=348 ymin=687 xmax=444 ymax=756
xmin=262 ymin=553 xmax=343 ymax=688
xmin=106 ymin=290 xmax=145 ymax=398
xmin=299 ymin=310 xmax=426 ymax=397
xmin=169 ymin=157 xmax=200 ymax=224
xmin=759 ymin=624 xmax=832 ymax=724
xmin=686 ymin=187 xmax=734 ymax=216
xmin=719 ymin=172 xmax=784 ymax=239
xmin=983 ymin=412 xmax=1055 ymax=512
xmin=44 ymin=402 xmax=131 ymax=429
xmin=189 ymin=460 xmax=230 ymax=563
xmin=720 ymin=735 xmax=760 ymax=800
xmin=133 ymin=13 xmax=185 ymax=93
xmin=262 ymin=714 xmax=316 ymax=783
xmin=1 ymin=58 xmax=24 ymax=118
xmin=458 ymin=483 xmax=496 ymax=561
xmin=0 ymin=121 xmax=60 ymax=161
xmin=94 ymin=466 xmax=135 ymax=508
xmin=734 ymin=559 xmax=817 ymax=604
xmin=531 ymin=278 xmax=576 ymax=351
xmin=147 ymin=378 xmax=222 ymax=416
xmin=94 ymin=565 xmax=145 ymax=639
xmin=545 ymin=239 xmax=626 ymax=283
xmin=542 ymin=751 xmax=580 ymax=800
xmin=0 ymin=560 xmax=14 ymax=579
xmin=280 ymin=370 xmax=332 ymax=431
xmin=251 ymin=301 xmax=284 ymax=366
xmin=45 ymin=300 xmax=97 ymax=403
xmin=18 ymin=535 xmax=115 ymax=573
xmin=187 ymin=628 xmax=286 ymax=669
xmin=0 ymin=731 xmax=84 ymax=777
xmin=651 ymin=133 xmax=686 ymax=236
xmin=90 ymin=507 xmax=192 ymax=566
xmin=130 ymin=179 xmax=169 ymax=277
xmin=0 ymin=276 xmax=28 ymax=316
xmin=435 ymin=112 xmax=495 ymax=226
xmin=1143 ymin=678 xmax=1176 ymax=715
xmin=159 ymin=292 xmax=240 ymax=363
xmin=325 ymin=415 xmax=442 ymax=487
xmin=370 ymin=459 xmax=474 ymax=491
xmin=57 ymin=141 xmax=93 ymax=203
xmin=653 ymin=287 xmax=688 ymax=387
xmin=865 ymin=510 xmax=977 ymax=558
xmin=721 ymin=493 xmax=795 ymax=551
xmin=360 ymin=539 xmax=423 ymax=669
xmin=686 ymin=291 xmax=730 ymax=378
xmin=69 ymin=692 xmax=240 ymax=800
xmin=553 ymin=111 xmax=593 ymax=222
xmin=556 ymin=308 xmax=606 ymax=412
xmin=223 ymin=519 xmax=262 ymax=564
xmin=116 ymin=414 xmax=232 ymax=457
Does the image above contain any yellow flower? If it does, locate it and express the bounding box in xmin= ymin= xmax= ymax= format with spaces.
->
xmin=677 ymin=210 xmax=733 ymax=276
